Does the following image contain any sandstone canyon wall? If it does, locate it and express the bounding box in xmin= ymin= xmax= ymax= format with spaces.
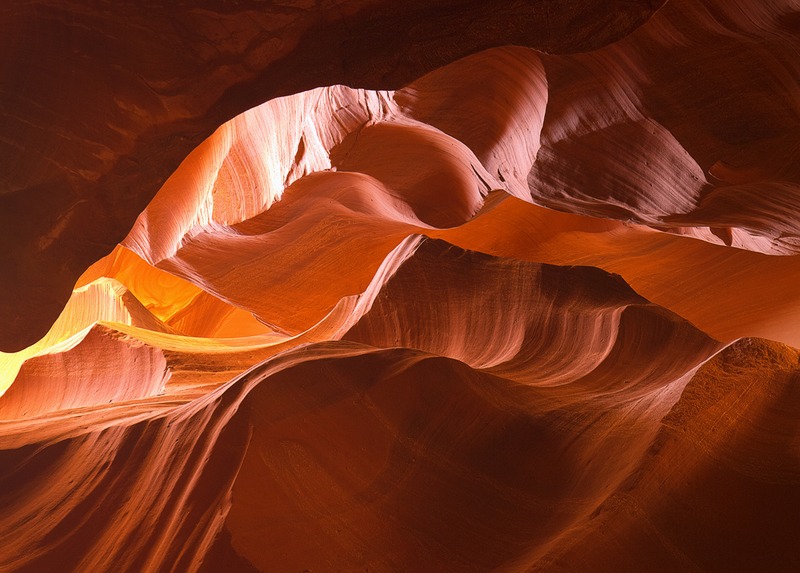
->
xmin=1 ymin=1 xmax=799 ymax=572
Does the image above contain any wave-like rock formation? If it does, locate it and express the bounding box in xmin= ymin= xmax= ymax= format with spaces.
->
xmin=0 ymin=0 xmax=664 ymax=351
xmin=0 ymin=323 xmax=170 ymax=420
xmin=2 ymin=1 xmax=800 ymax=571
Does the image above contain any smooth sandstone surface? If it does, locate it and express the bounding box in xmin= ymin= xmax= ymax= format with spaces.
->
xmin=0 ymin=0 xmax=664 ymax=351
xmin=2 ymin=1 xmax=800 ymax=572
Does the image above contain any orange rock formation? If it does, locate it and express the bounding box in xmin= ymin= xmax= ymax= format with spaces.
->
xmin=1 ymin=1 xmax=799 ymax=572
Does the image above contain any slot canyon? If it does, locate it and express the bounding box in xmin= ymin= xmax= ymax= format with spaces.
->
xmin=1 ymin=1 xmax=799 ymax=571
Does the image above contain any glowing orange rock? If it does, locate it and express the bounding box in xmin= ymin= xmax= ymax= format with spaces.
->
xmin=1 ymin=1 xmax=800 ymax=571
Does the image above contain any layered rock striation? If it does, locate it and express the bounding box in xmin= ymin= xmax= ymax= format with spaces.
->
xmin=2 ymin=1 xmax=800 ymax=571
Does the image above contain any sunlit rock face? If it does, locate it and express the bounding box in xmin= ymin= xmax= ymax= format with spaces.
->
xmin=0 ymin=0 xmax=663 ymax=352
xmin=2 ymin=1 xmax=800 ymax=572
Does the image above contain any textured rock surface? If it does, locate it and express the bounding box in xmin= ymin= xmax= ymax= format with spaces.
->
xmin=0 ymin=0 xmax=663 ymax=351
xmin=2 ymin=1 xmax=800 ymax=572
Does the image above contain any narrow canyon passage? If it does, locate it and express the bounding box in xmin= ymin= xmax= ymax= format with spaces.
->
xmin=1 ymin=1 xmax=799 ymax=571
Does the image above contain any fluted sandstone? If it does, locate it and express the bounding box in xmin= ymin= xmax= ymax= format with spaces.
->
xmin=1 ymin=1 xmax=800 ymax=572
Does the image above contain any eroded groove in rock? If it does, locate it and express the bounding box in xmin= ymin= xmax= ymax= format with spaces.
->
xmin=2 ymin=2 xmax=800 ymax=571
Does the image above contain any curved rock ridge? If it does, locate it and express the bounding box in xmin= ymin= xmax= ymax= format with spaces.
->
xmin=527 ymin=337 xmax=800 ymax=573
xmin=2 ymin=231 xmax=718 ymax=414
xmin=123 ymin=86 xmax=399 ymax=264
xmin=6 ymin=0 xmax=800 ymax=350
xmin=446 ymin=191 xmax=800 ymax=348
xmin=96 ymin=44 xmax=800 ymax=350
xmin=0 ymin=233 xmax=422 ymax=413
xmin=0 ymin=230 xmax=736 ymax=570
xmin=220 ymin=342 xmax=705 ymax=572
xmin=1 ymin=334 xmax=797 ymax=572
xmin=393 ymin=46 xmax=547 ymax=202
xmin=0 ymin=277 xmax=174 ymax=396
xmin=663 ymin=181 xmax=800 ymax=253
xmin=532 ymin=0 xmax=800 ymax=252
xmin=0 ymin=324 xmax=170 ymax=420
xmin=117 ymin=93 xmax=800 ymax=346
xmin=343 ymin=238 xmax=720 ymax=385
xmin=122 ymin=47 xmax=543 ymax=268
xmin=0 ymin=0 xmax=663 ymax=351
xmin=76 ymin=245 xmax=273 ymax=339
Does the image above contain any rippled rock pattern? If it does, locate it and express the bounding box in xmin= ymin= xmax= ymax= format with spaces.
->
xmin=1 ymin=1 xmax=799 ymax=571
